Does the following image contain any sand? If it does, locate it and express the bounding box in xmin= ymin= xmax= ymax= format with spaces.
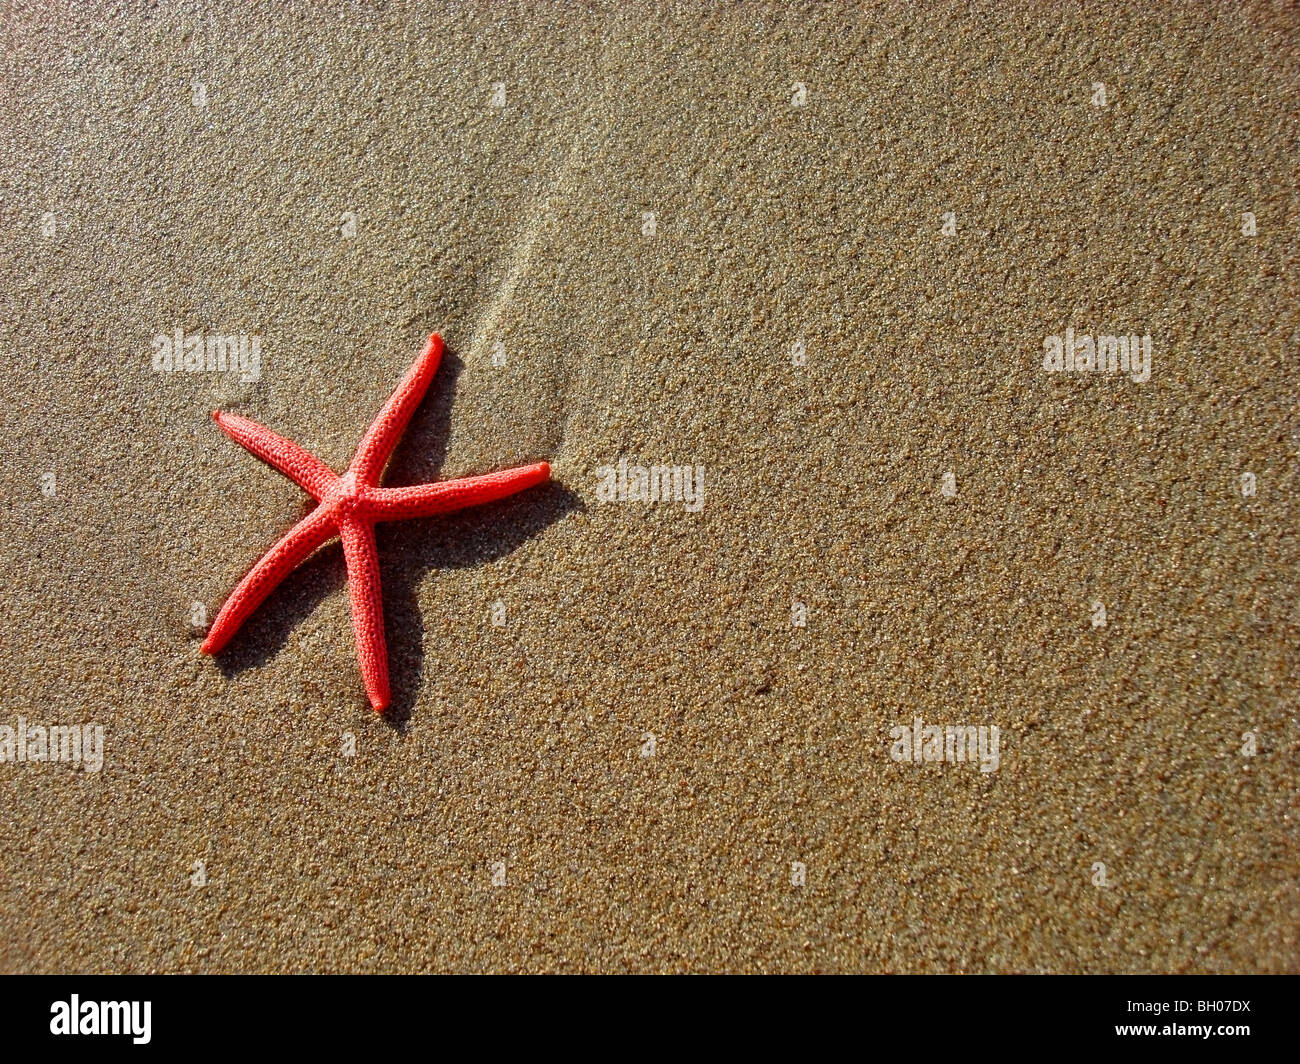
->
xmin=0 ymin=0 xmax=1296 ymax=973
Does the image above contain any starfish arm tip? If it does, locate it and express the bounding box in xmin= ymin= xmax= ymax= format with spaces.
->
xmin=211 ymin=410 xmax=223 ymax=421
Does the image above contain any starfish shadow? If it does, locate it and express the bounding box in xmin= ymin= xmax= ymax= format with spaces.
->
xmin=210 ymin=343 xmax=581 ymax=726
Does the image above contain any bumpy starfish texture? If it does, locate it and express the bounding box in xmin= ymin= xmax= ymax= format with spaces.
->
xmin=201 ymin=333 xmax=550 ymax=712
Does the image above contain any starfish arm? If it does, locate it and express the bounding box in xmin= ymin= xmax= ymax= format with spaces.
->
xmin=201 ymin=506 xmax=338 ymax=655
xmin=365 ymin=462 xmax=551 ymax=522
xmin=348 ymin=333 xmax=444 ymax=486
xmin=213 ymin=410 xmax=339 ymax=500
xmin=339 ymin=517 xmax=391 ymax=712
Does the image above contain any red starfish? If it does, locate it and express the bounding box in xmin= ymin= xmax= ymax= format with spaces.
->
xmin=201 ymin=333 xmax=550 ymax=713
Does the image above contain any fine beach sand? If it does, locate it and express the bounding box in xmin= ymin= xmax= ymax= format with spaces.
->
xmin=0 ymin=1 xmax=1296 ymax=972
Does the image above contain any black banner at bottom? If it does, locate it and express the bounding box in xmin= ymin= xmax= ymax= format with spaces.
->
xmin=3 ymin=973 xmax=1288 ymax=1053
